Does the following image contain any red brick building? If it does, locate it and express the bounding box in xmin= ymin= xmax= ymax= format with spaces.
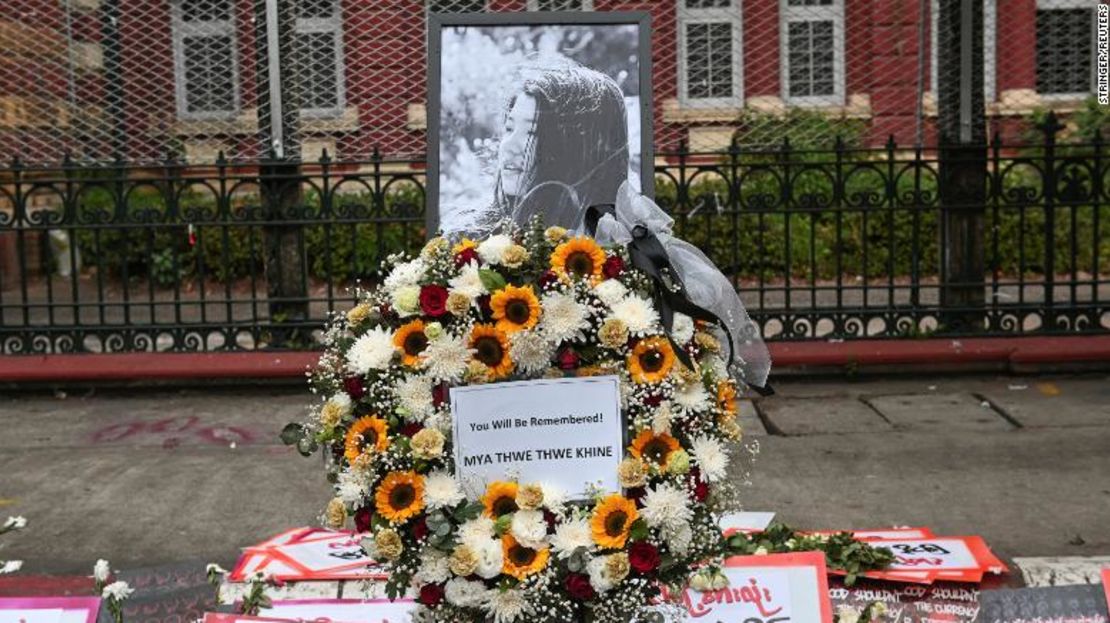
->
xmin=0 ymin=0 xmax=1103 ymax=164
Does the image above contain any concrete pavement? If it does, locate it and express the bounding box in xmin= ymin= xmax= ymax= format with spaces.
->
xmin=0 ymin=374 xmax=1107 ymax=576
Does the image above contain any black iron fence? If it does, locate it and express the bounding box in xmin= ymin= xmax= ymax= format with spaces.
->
xmin=1 ymin=123 xmax=1107 ymax=354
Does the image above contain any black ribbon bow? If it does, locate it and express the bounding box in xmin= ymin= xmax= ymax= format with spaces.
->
xmin=585 ymin=204 xmax=773 ymax=397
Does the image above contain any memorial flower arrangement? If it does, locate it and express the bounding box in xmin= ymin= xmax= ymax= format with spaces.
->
xmin=284 ymin=222 xmax=892 ymax=623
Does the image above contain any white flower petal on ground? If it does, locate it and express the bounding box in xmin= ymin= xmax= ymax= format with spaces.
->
xmin=610 ymin=295 xmax=660 ymax=335
xmin=539 ymin=292 xmax=589 ymax=344
xmin=383 ymin=258 xmax=426 ymax=291
xmin=424 ymin=471 xmax=465 ymax=510
xmin=3 ymin=516 xmax=27 ymax=530
xmin=0 ymin=560 xmax=23 ymax=574
xmin=449 ymin=262 xmax=487 ymax=299
xmin=550 ymin=517 xmax=593 ymax=559
xmin=477 ymin=234 xmax=513 ymax=265
xmin=509 ymin=330 xmax=553 ymax=374
xmin=689 ymin=435 xmax=730 ymax=483
xmin=422 ymin=333 xmax=471 ymax=382
xmin=347 ymin=327 xmax=396 ymax=374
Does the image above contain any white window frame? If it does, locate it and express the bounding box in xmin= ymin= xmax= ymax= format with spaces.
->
xmin=779 ymin=0 xmax=846 ymax=107
xmin=294 ymin=1 xmax=346 ymax=118
xmin=677 ymin=1 xmax=744 ymax=109
xmin=1032 ymin=0 xmax=1097 ymax=100
xmin=929 ymin=0 xmax=998 ymax=103
xmin=526 ymin=0 xmax=593 ymax=10
xmin=171 ymin=0 xmax=241 ymax=120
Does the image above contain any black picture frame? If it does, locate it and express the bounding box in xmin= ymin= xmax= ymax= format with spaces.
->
xmin=425 ymin=10 xmax=654 ymax=237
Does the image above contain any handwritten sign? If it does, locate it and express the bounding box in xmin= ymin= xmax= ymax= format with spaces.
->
xmin=829 ymin=578 xmax=981 ymax=622
xmin=230 ymin=529 xmax=385 ymax=582
xmin=832 ymin=537 xmax=1007 ymax=584
xmin=262 ymin=598 xmax=415 ymax=623
xmin=450 ymin=376 xmax=623 ymax=499
xmin=0 ymin=597 xmax=101 ymax=623
xmin=667 ymin=552 xmax=832 ymax=623
xmin=976 ymin=585 xmax=1110 ymax=623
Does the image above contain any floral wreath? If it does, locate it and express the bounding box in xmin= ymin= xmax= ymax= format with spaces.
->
xmin=284 ymin=221 xmax=890 ymax=623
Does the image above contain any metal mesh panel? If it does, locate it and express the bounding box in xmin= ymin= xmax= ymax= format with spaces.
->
xmin=1 ymin=0 xmax=1107 ymax=165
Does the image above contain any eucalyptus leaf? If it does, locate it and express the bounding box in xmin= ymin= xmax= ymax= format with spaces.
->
xmin=280 ymin=422 xmax=305 ymax=446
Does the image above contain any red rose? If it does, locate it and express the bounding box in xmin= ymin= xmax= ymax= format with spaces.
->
xmin=629 ymin=541 xmax=660 ymax=574
xmin=400 ymin=422 xmax=424 ymax=438
xmin=412 ymin=516 xmax=429 ymax=541
xmin=543 ymin=509 xmax=559 ymax=533
xmin=538 ymin=270 xmax=559 ymax=289
xmin=432 ymin=383 xmax=449 ymax=408
xmin=557 ymin=347 xmax=580 ymax=371
xmin=692 ymin=479 xmax=709 ymax=502
xmin=565 ymin=573 xmax=596 ymax=601
xmin=354 ymin=507 xmax=373 ymax=533
xmin=420 ymin=285 xmax=449 ymax=317
xmin=477 ymin=294 xmax=493 ymax=319
xmin=602 ymin=255 xmax=625 ymax=279
xmin=643 ymin=393 xmax=664 ymax=407
xmin=343 ymin=376 xmax=366 ymax=399
xmin=455 ymin=247 xmax=479 ymax=267
xmin=687 ymin=469 xmax=710 ymax=502
xmin=626 ymin=486 xmax=647 ymax=507
xmin=419 ymin=583 xmax=445 ymax=606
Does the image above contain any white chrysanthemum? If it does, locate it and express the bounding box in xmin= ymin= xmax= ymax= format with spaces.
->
xmin=473 ymin=538 xmax=503 ymax=580
xmin=335 ymin=470 xmax=368 ymax=505
xmin=539 ymin=292 xmax=589 ymax=343
xmin=594 ymin=279 xmax=628 ymax=306
xmin=445 ymin=577 xmax=490 ymax=608
xmin=510 ymin=510 xmax=548 ymax=550
xmin=413 ymin=548 xmax=452 ymax=585
xmin=102 ymin=581 xmax=134 ymax=601
xmin=672 ymin=312 xmax=695 ymax=344
xmin=586 ymin=555 xmax=616 ymax=593
xmin=689 ymin=435 xmax=730 ymax=483
xmin=422 ymin=333 xmax=471 ymax=382
xmin=539 ymin=482 xmax=569 ymax=513
xmin=610 ymin=295 xmax=659 ymax=335
xmin=449 ymin=261 xmax=487 ymax=299
xmin=550 ymin=517 xmax=593 ymax=559
xmin=457 ymin=516 xmax=496 ymax=547
xmin=673 ymin=381 xmax=711 ymax=411
xmin=425 ymin=471 xmax=465 ymax=510
xmin=383 ymin=258 xmax=426 ymax=291
xmin=477 ymin=234 xmax=513 ymax=265
xmin=510 ymin=330 xmax=553 ymax=374
xmin=394 ymin=374 xmax=433 ymax=422
xmin=93 ymin=559 xmax=111 ymax=583
xmin=640 ymin=482 xmax=693 ymax=533
xmin=346 ymin=327 xmax=395 ymax=374
xmin=486 ymin=587 xmax=530 ymax=623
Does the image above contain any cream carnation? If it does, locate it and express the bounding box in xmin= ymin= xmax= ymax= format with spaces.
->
xmin=449 ymin=262 xmax=487 ymax=299
xmin=346 ymin=327 xmax=395 ymax=373
xmin=458 ymin=516 xmax=496 ymax=546
xmin=422 ymin=333 xmax=471 ymax=382
xmin=509 ymin=330 xmax=553 ymax=374
xmin=610 ymin=295 xmax=659 ymax=335
xmin=477 ymin=234 xmax=514 ymax=265
xmin=473 ymin=537 xmax=503 ymax=580
xmin=510 ymin=510 xmax=548 ymax=549
xmin=550 ymin=517 xmax=593 ymax=559
xmin=689 ymin=435 xmax=730 ymax=483
xmin=424 ymin=471 xmax=465 ymax=510
xmin=539 ymin=292 xmax=589 ymax=343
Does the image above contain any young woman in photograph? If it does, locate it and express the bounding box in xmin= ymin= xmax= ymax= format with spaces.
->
xmin=472 ymin=64 xmax=631 ymax=234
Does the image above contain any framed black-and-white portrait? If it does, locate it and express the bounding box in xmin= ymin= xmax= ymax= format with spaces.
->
xmin=427 ymin=11 xmax=653 ymax=236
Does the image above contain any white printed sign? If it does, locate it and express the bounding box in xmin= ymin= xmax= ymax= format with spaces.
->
xmin=451 ymin=376 xmax=623 ymax=499
xmin=263 ymin=599 xmax=415 ymax=623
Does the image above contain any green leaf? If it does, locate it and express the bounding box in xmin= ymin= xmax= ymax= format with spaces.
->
xmin=280 ymin=422 xmax=305 ymax=446
xmin=479 ymin=269 xmax=507 ymax=292
xmin=629 ymin=518 xmax=649 ymax=541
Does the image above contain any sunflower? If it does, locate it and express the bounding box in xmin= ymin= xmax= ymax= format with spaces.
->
xmin=628 ymin=429 xmax=681 ymax=467
xmin=344 ymin=416 xmax=389 ymax=462
xmin=490 ymin=284 xmax=541 ymax=334
xmin=590 ymin=494 xmax=638 ymax=549
xmin=717 ymin=380 xmax=738 ymax=416
xmin=482 ymin=481 xmax=519 ymax=518
xmin=501 ymin=534 xmax=550 ymax=579
xmin=551 ymin=237 xmax=606 ymax=282
xmin=627 ymin=337 xmax=676 ymax=384
xmin=469 ymin=324 xmax=514 ymax=379
xmin=374 ymin=470 xmax=425 ymax=523
xmin=392 ymin=319 xmax=429 ymax=367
